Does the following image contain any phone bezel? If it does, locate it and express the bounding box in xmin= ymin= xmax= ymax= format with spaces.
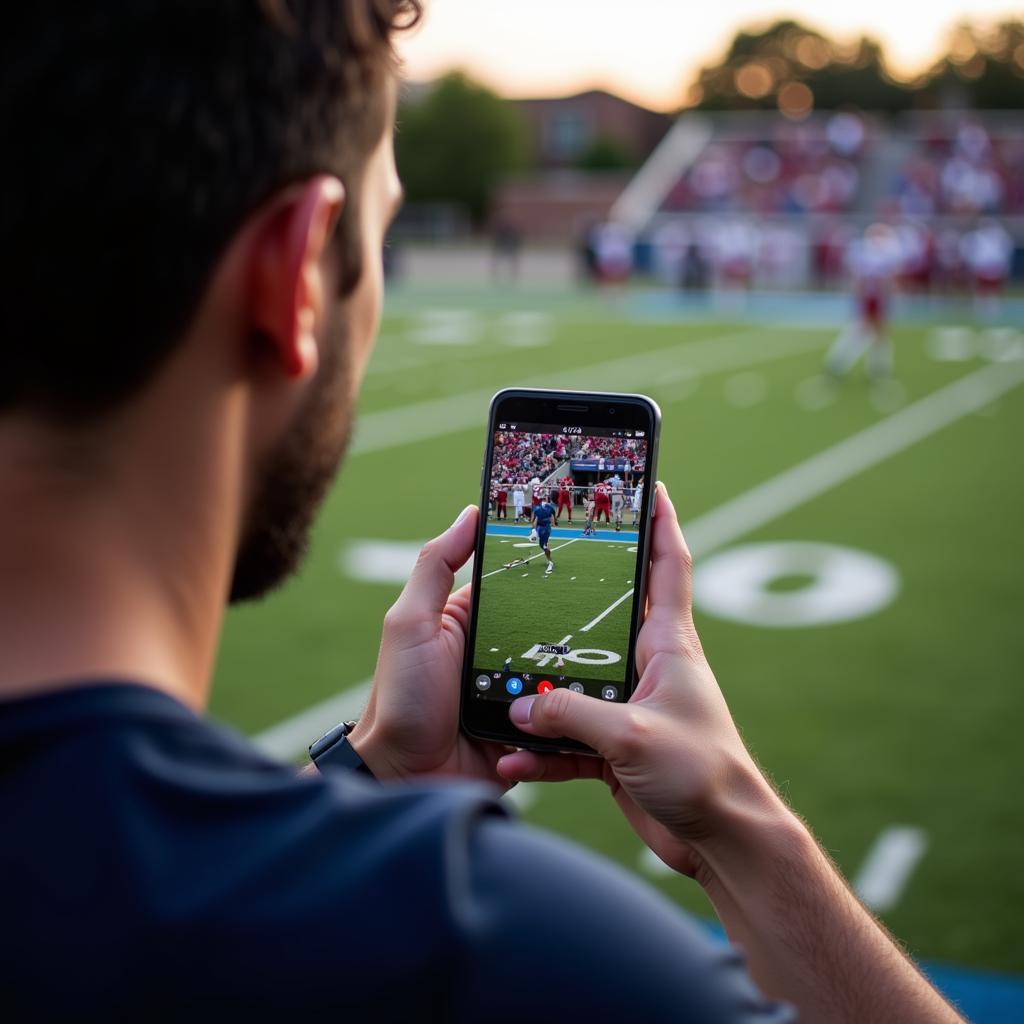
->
xmin=459 ymin=388 xmax=661 ymax=754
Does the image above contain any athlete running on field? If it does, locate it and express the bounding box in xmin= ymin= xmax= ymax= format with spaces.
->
xmin=532 ymin=498 xmax=557 ymax=575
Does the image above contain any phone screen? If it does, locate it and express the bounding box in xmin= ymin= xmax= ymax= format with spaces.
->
xmin=465 ymin=407 xmax=654 ymax=724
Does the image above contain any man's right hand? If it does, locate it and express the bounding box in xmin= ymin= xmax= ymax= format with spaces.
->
xmin=496 ymin=481 xmax=791 ymax=881
xmin=498 ymin=482 xmax=962 ymax=1023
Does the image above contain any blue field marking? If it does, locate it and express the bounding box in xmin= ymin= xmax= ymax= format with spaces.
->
xmin=485 ymin=523 xmax=638 ymax=543
xmin=696 ymin=920 xmax=1024 ymax=1023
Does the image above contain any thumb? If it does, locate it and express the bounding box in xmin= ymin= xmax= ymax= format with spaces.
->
xmin=390 ymin=505 xmax=478 ymax=624
xmin=509 ymin=688 xmax=624 ymax=756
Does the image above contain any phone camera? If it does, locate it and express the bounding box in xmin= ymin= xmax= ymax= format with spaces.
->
xmin=609 ymin=406 xmax=616 ymax=415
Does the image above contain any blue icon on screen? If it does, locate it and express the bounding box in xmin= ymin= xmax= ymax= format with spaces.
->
xmin=506 ymin=677 xmax=523 ymax=695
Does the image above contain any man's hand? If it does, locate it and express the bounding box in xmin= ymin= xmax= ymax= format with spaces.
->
xmin=496 ymin=483 xmax=962 ymax=1022
xmin=348 ymin=505 xmax=511 ymax=787
xmin=495 ymin=482 xmax=784 ymax=878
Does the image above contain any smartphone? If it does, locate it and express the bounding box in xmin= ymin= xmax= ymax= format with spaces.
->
xmin=460 ymin=388 xmax=661 ymax=754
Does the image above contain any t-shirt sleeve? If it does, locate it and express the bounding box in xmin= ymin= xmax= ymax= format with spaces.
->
xmin=445 ymin=814 xmax=794 ymax=1023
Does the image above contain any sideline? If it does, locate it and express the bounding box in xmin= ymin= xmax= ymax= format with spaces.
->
xmin=852 ymin=826 xmax=929 ymax=912
xmin=254 ymin=360 xmax=1024 ymax=760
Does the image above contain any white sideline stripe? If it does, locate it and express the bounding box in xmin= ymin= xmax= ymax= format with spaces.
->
xmin=502 ymin=782 xmax=539 ymax=812
xmin=253 ymin=680 xmax=373 ymax=762
xmin=683 ymin=360 xmax=1024 ymax=558
xmin=638 ymin=845 xmax=677 ymax=877
xmin=252 ymin=360 xmax=1024 ymax=762
xmin=480 ymin=537 xmax=580 ymax=579
xmin=580 ymin=588 xmax=635 ymax=633
xmin=351 ymin=328 xmax=825 ymax=455
xmin=853 ymin=827 xmax=929 ymax=912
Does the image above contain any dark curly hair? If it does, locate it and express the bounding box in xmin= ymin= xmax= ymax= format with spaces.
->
xmin=0 ymin=1 xmax=421 ymax=420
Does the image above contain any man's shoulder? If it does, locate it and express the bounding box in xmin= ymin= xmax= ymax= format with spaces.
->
xmin=0 ymin=684 xmax=516 ymax=1014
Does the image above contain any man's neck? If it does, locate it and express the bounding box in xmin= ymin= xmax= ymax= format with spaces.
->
xmin=0 ymin=407 xmax=242 ymax=711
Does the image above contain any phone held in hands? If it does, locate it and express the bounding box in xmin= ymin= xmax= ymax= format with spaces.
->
xmin=460 ymin=389 xmax=661 ymax=754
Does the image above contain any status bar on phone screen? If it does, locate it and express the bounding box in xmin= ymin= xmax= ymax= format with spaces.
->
xmin=496 ymin=422 xmax=645 ymax=440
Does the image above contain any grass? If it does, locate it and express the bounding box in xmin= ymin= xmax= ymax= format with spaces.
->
xmin=209 ymin=285 xmax=1024 ymax=975
xmin=472 ymin=528 xmax=640 ymax=686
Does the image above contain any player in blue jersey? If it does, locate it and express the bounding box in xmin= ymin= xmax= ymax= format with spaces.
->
xmin=532 ymin=499 xmax=557 ymax=575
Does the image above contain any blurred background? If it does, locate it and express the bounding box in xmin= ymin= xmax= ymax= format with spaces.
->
xmin=211 ymin=3 xmax=1024 ymax=1019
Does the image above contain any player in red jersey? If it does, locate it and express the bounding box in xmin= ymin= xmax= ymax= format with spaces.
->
xmin=496 ymin=481 xmax=508 ymax=520
xmin=594 ymin=481 xmax=611 ymax=524
xmin=555 ymin=475 xmax=574 ymax=523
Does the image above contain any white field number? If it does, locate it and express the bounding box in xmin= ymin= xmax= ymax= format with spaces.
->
xmin=521 ymin=640 xmax=621 ymax=668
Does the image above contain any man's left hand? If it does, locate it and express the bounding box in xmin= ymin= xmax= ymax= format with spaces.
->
xmin=348 ymin=506 xmax=511 ymax=786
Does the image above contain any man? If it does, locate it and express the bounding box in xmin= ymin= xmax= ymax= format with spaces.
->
xmin=583 ymin=491 xmax=597 ymax=536
xmin=555 ymin=473 xmax=574 ymax=524
xmin=512 ymin=480 xmax=526 ymax=522
xmin=594 ymin=479 xmax=612 ymax=524
xmin=825 ymin=222 xmax=902 ymax=380
xmin=631 ymin=478 xmax=644 ymax=526
xmin=610 ymin=473 xmax=625 ymax=532
xmin=0 ymin=5 xmax=960 ymax=1023
xmin=530 ymin=474 xmax=543 ymax=510
xmin=531 ymin=497 xmax=557 ymax=576
xmin=495 ymin=480 xmax=508 ymax=520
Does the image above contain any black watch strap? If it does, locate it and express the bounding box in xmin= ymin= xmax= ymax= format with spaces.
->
xmin=309 ymin=720 xmax=375 ymax=778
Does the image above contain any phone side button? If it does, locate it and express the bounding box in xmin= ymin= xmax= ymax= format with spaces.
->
xmin=650 ymin=486 xmax=659 ymax=518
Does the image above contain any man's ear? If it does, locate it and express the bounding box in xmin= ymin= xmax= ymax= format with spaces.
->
xmin=249 ymin=175 xmax=346 ymax=380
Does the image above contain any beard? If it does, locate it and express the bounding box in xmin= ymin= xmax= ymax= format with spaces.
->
xmin=228 ymin=314 xmax=354 ymax=604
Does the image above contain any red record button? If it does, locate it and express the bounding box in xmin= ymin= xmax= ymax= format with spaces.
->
xmin=537 ymin=680 xmax=554 ymax=694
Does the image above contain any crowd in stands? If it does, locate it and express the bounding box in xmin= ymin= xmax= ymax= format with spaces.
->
xmin=490 ymin=431 xmax=563 ymax=484
xmin=629 ymin=114 xmax=1022 ymax=297
xmin=891 ymin=120 xmax=1024 ymax=219
xmin=662 ymin=112 xmax=868 ymax=216
xmin=572 ymin=435 xmax=646 ymax=471
xmin=490 ymin=432 xmax=647 ymax=485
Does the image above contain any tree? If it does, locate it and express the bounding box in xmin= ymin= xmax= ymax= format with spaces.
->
xmin=684 ymin=18 xmax=1024 ymax=113
xmin=687 ymin=20 xmax=911 ymax=114
xmin=916 ymin=21 xmax=1024 ymax=110
xmin=395 ymin=72 xmax=532 ymax=224
xmin=576 ymin=135 xmax=637 ymax=171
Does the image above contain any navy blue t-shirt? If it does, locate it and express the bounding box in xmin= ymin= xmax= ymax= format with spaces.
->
xmin=0 ymin=684 xmax=793 ymax=1022
xmin=533 ymin=502 xmax=555 ymax=530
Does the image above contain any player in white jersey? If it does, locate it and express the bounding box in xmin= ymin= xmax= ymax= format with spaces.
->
xmin=631 ymin=479 xmax=643 ymax=526
xmin=512 ymin=483 xmax=525 ymax=523
xmin=610 ymin=473 xmax=625 ymax=532
xmin=960 ymin=220 xmax=1012 ymax=320
xmin=824 ymin=223 xmax=902 ymax=380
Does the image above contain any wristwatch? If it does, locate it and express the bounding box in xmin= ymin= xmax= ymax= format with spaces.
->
xmin=308 ymin=720 xmax=375 ymax=778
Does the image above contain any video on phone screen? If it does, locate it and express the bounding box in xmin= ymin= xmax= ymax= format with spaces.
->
xmin=470 ymin=423 xmax=649 ymax=704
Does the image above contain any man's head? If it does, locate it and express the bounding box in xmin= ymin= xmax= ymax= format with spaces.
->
xmin=2 ymin=1 xmax=419 ymax=601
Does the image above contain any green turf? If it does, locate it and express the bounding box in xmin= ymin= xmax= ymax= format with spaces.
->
xmin=473 ymin=528 xmax=640 ymax=684
xmin=209 ymin=286 xmax=1024 ymax=974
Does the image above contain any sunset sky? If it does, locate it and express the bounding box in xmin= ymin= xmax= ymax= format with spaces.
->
xmin=397 ymin=0 xmax=1022 ymax=111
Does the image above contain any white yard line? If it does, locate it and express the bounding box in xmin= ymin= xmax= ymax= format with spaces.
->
xmin=683 ymin=360 xmax=1024 ymax=557
xmin=253 ymin=679 xmax=373 ymax=762
xmin=254 ymin=360 xmax=1024 ymax=761
xmin=351 ymin=328 xmax=825 ymax=455
xmin=852 ymin=826 xmax=929 ymax=912
xmin=480 ymin=537 xmax=580 ymax=579
xmin=580 ymin=588 xmax=635 ymax=633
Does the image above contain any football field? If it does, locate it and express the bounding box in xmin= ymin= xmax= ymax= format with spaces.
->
xmin=209 ymin=284 xmax=1024 ymax=1006
xmin=473 ymin=526 xmax=641 ymax=684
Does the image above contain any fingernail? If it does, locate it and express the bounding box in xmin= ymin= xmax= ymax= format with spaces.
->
xmin=451 ymin=505 xmax=474 ymax=529
xmin=509 ymin=695 xmax=536 ymax=725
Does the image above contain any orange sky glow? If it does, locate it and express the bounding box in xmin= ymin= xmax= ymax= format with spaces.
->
xmin=397 ymin=0 xmax=1023 ymax=111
